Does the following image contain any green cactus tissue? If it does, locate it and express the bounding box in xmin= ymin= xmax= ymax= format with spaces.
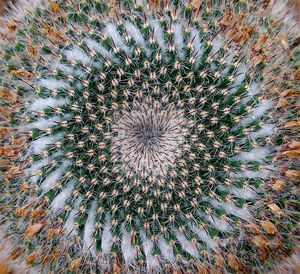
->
xmin=0 ymin=0 xmax=299 ymax=273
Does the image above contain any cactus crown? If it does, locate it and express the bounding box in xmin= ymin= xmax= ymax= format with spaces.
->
xmin=0 ymin=0 xmax=299 ymax=273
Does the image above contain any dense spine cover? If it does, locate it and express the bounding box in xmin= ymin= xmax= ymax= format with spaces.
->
xmin=0 ymin=0 xmax=299 ymax=273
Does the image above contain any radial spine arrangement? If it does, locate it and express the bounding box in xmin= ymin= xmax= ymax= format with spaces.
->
xmin=0 ymin=0 xmax=299 ymax=273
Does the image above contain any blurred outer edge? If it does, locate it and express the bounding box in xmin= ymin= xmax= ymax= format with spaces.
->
xmin=271 ymin=1 xmax=300 ymax=273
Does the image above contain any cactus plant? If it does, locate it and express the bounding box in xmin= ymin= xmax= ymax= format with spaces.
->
xmin=0 ymin=0 xmax=299 ymax=273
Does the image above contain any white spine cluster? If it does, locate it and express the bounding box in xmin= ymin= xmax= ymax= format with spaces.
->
xmin=0 ymin=0 xmax=298 ymax=273
xmin=112 ymin=101 xmax=186 ymax=178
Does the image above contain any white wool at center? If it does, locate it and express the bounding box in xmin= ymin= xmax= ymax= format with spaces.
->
xmin=64 ymin=197 xmax=83 ymax=236
xmin=27 ymin=117 xmax=59 ymax=131
xmin=240 ymin=100 xmax=273 ymax=126
xmin=158 ymin=235 xmax=176 ymax=263
xmin=121 ymin=228 xmax=136 ymax=265
xmin=28 ymin=97 xmax=69 ymax=112
xmin=85 ymin=38 xmax=113 ymax=59
xmin=51 ymin=181 xmax=75 ymax=213
xmin=83 ymin=201 xmax=97 ymax=255
xmin=39 ymin=78 xmax=71 ymax=90
xmin=190 ymin=224 xmax=218 ymax=250
xmin=173 ymin=23 xmax=185 ymax=60
xmin=205 ymin=214 xmax=232 ymax=232
xmin=41 ymin=160 xmax=71 ymax=192
xmin=103 ymin=23 xmax=130 ymax=55
xmin=149 ymin=20 xmax=167 ymax=50
xmin=190 ymin=28 xmax=203 ymax=67
xmin=124 ymin=21 xmax=151 ymax=57
xmin=174 ymin=229 xmax=199 ymax=258
xmin=140 ymin=230 xmax=160 ymax=270
xmin=231 ymin=147 xmax=270 ymax=163
xmin=28 ymin=133 xmax=63 ymax=154
xmin=101 ymin=216 xmax=114 ymax=254
xmin=64 ymin=46 xmax=92 ymax=65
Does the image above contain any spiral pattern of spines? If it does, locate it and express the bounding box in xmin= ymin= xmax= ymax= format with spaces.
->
xmin=0 ymin=0 xmax=299 ymax=273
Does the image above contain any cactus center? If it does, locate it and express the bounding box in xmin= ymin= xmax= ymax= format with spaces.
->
xmin=112 ymin=102 xmax=186 ymax=177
